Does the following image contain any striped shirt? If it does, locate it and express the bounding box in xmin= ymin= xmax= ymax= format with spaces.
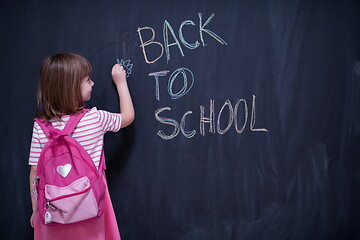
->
xmin=28 ymin=107 xmax=121 ymax=168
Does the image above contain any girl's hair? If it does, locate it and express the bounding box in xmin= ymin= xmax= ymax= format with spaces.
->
xmin=36 ymin=52 xmax=92 ymax=120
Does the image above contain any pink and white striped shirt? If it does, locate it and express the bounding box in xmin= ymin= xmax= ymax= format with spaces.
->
xmin=28 ymin=107 xmax=121 ymax=169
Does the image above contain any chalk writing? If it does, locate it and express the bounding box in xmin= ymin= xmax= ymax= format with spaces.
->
xmin=155 ymin=107 xmax=180 ymax=140
xmin=250 ymin=95 xmax=268 ymax=132
xmin=200 ymin=100 xmax=215 ymax=136
xmin=163 ymin=20 xmax=185 ymax=63
xmin=117 ymin=59 xmax=133 ymax=77
xmin=234 ymin=99 xmax=248 ymax=133
xmin=138 ymin=13 xmax=227 ymax=64
xmin=149 ymin=68 xmax=194 ymax=100
xmin=217 ymin=100 xmax=234 ymax=134
xmin=138 ymin=12 xmax=268 ymax=140
xmin=137 ymin=26 xmax=164 ymax=64
xmin=179 ymin=20 xmax=200 ymax=49
xmin=199 ymin=96 xmax=267 ymax=136
xmin=180 ymin=111 xmax=196 ymax=138
xmin=149 ymin=71 xmax=170 ymax=101
xmin=168 ymin=68 xmax=194 ymax=99
xmin=154 ymin=96 xmax=267 ymax=140
xmin=198 ymin=13 xmax=227 ymax=47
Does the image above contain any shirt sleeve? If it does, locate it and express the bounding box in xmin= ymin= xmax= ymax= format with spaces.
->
xmin=28 ymin=122 xmax=43 ymax=166
xmin=97 ymin=109 xmax=122 ymax=133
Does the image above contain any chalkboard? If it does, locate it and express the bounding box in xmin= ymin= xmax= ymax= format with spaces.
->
xmin=0 ymin=0 xmax=359 ymax=239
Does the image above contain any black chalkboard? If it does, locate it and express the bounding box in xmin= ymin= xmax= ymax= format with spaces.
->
xmin=0 ymin=0 xmax=359 ymax=239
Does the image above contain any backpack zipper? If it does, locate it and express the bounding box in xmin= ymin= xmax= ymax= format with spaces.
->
xmin=47 ymin=201 xmax=57 ymax=210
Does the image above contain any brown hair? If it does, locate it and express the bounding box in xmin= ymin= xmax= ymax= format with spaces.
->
xmin=36 ymin=52 xmax=92 ymax=120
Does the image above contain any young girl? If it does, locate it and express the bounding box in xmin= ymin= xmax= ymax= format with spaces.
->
xmin=28 ymin=52 xmax=134 ymax=239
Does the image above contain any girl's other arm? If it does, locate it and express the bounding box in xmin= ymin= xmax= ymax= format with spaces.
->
xmin=29 ymin=165 xmax=38 ymax=228
xmin=111 ymin=64 xmax=135 ymax=128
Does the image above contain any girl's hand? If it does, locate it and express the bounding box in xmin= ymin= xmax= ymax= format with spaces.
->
xmin=111 ymin=64 xmax=126 ymax=86
xmin=30 ymin=211 xmax=37 ymax=228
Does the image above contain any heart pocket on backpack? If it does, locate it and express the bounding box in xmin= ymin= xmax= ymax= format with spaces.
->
xmin=57 ymin=164 xmax=72 ymax=178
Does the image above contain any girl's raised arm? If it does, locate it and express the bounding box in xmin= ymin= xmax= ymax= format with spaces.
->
xmin=111 ymin=64 xmax=135 ymax=128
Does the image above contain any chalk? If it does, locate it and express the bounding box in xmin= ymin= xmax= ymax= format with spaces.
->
xmin=116 ymin=58 xmax=133 ymax=77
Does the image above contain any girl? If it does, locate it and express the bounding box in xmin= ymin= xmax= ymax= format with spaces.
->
xmin=29 ymin=52 xmax=134 ymax=239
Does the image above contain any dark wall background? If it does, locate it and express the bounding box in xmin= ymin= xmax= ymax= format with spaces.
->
xmin=0 ymin=0 xmax=359 ymax=239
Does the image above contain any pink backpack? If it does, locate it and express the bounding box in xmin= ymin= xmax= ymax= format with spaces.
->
xmin=34 ymin=109 xmax=106 ymax=226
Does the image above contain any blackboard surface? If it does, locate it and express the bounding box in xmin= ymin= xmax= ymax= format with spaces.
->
xmin=0 ymin=0 xmax=359 ymax=239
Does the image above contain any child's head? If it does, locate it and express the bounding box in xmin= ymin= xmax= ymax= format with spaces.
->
xmin=36 ymin=52 xmax=93 ymax=120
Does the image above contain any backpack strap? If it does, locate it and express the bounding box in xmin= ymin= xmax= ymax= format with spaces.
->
xmin=34 ymin=118 xmax=51 ymax=138
xmin=34 ymin=109 xmax=90 ymax=137
xmin=62 ymin=109 xmax=90 ymax=135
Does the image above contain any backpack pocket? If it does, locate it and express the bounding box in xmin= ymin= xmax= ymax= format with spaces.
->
xmin=44 ymin=176 xmax=98 ymax=224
